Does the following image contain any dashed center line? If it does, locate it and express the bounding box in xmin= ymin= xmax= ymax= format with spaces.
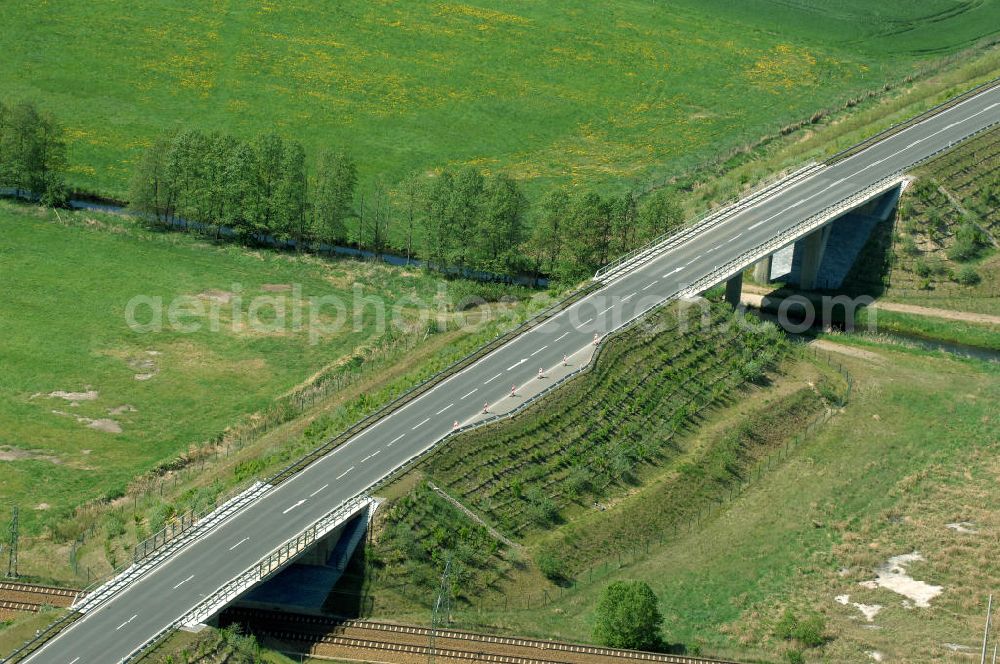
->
xmin=229 ymin=537 xmax=249 ymax=551
xmin=282 ymin=499 xmax=307 ymax=514
xmin=507 ymin=358 xmax=527 ymax=371
xmin=172 ymin=574 xmax=194 ymax=590
xmin=641 ymin=280 xmax=658 ymax=291
xmin=554 ymin=331 xmax=570 ymax=341
xmin=484 ymin=373 xmax=502 ymax=385
xmin=621 ymin=292 xmax=635 ymax=302
xmin=530 ymin=345 xmax=548 ymax=356
xmin=412 ymin=417 xmax=430 ymax=430
xmin=174 ymin=574 xmax=194 ymax=590
xmin=336 ymin=466 xmax=355 ymax=480
xmin=579 ymin=317 xmax=593 ymax=327
xmin=387 ymin=434 xmax=404 ymax=447
xmin=436 ymin=403 xmax=453 ymax=415
xmin=362 ymin=450 xmax=381 ymax=462
xmin=598 ymin=306 xmax=613 ymax=315
xmin=309 ymin=483 xmax=329 ymax=497
xmin=116 ymin=614 xmax=138 ymax=631
xmin=460 ymin=388 xmax=478 ymax=400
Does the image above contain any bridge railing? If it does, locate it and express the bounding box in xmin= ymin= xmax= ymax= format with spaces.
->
xmin=678 ymin=114 xmax=1000 ymax=299
xmin=123 ymin=494 xmax=377 ymax=662
xmin=593 ymin=162 xmax=823 ymax=282
xmin=825 ymin=75 xmax=1000 ymax=165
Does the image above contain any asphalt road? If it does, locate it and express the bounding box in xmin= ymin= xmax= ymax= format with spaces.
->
xmin=23 ymin=84 xmax=999 ymax=664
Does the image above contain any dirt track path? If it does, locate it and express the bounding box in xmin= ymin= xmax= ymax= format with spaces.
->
xmin=871 ymin=301 xmax=1000 ymax=326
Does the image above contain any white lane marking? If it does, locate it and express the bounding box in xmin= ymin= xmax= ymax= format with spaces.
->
xmin=621 ymin=292 xmax=636 ymax=302
xmin=484 ymin=373 xmax=502 ymax=385
xmin=336 ymin=466 xmax=355 ymax=480
xmin=310 ymin=483 xmax=329 ymax=497
xmin=387 ymin=434 xmax=404 ymax=447
xmin=282 ymin=499 xmax=307 ymax=514
xmin=641 ymin=280 xmax=658 ymax=291
xmin=662 ymin=267 xmax=683 ymax=277
xmin=436 ymin=403 xmax=453 ymax=415
xmin=530 ymin=345 xmax=548 ymax=356
xmin=412 ymin=417 xmax=430 ymax=430
xmin=460 ymin=388 xmax=477 ymax=400
xmin=554 ymin=331 xmax=570 ymax=342
xmin=579 ymin=317 xmax=593 ymax=327
xmin=362 ymin=450 xmax=381 ymax=462
xmin=69 ymin=659 xmax=80 ymax=664
xmin=725 ymin=232 xmax=744 ymax=243
xmin=116 ymin=614 xmax=138 ymax=631
xmin=173 ymin=574 xmax=194 ymax=590
xmin=507 ymin=358 xmax=527 ymax=371
xmin=229 ymin=537 xmax=249 ymax=551
xmin=598 ymin=306 xmax=614 ymax=315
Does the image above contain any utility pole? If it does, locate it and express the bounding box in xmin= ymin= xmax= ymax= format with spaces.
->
xmin=982 ymin=594 xmax=994 ymax=664
xmin=6 ymin=506 xmax=19 ymax=579
xmin=428 ymin=554 xmax=452 ymax=664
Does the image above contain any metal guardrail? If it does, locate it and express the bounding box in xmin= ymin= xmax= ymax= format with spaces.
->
xmin=122 ymin=495 xmax=377 ymax=662
xmin=594 ymin=162 xmax=823 ymax=281
xmin=71 ymin=481 xmax=271 ymax=615
xmin=678 ymin=117 xmax=1000 ymax=300
xmin=596 ymin=73 xmax=1000 ymax=284
xmin=825 ymin=75 xmax=1000 ymax=165
xmin=265 ymin=280 xmax=603 ymax=487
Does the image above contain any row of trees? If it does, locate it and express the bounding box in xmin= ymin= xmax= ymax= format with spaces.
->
xmin=0 ymin=100 xmax=67 ymax=205
xmin=129 ymin=128 xmax=687 ymax=282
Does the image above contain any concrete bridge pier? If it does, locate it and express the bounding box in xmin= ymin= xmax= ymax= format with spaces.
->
xmin=752 ymin=255 xmax=773 ymax=284
xmin=724 ymin=272 xmax=743 ymax=307
xmin=797 ymin=225 xmax=833 ymax=291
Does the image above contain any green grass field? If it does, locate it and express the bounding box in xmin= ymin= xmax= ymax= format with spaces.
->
xmin=3 ymin=1 xmax=999 ymax=199
xmin=0 ymin=200 xmax=530 ymax=536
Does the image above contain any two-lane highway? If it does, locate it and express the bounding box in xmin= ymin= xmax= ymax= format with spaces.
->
xmin=22 ymin=82 xmax=999 ymax=663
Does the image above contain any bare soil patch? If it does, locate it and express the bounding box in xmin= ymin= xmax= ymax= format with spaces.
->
xmin=0 ymin=446 xmax=61 ymax=464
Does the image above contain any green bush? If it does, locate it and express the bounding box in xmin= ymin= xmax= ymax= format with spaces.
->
xmin=913 ymin=259 xmax=932 ymax=277
xmin=593 ymin=580 xmax=664 ymax=650
xmin=786 ymin=649 xmax=805 ymax=664
xmin=947 ymin=219 xmax=987 ymax=262
xmin=955 ymin=265 xmax=982 ymax=285
xmin=775 ymin=608 xmax=798 ymax=640
xmin=536 ymin=550 xmax=564 ymax=581
xmin=793 ymin=614 xmax=826 ymax=648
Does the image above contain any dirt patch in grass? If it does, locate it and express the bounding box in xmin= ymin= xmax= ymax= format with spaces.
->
xmin=197 ymin=289 xmax=234 ymax=303
xmin=261 ymin=283 xmax=292 ymax=292
xmin=811 ymin=338 xmax=885 ymax=364
xmin=45 ymin=389 xmax=99 ymax=402
xmin=84 ymin=418 xmax=123 ymax=434
xmin=0 ymin=446 xmax=62 ymax=464
xmin=858 ymin=552 xmax=943 ymax=608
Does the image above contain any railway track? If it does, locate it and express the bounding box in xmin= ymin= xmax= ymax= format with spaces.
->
xmin=224 ymin=608 xmax=742 ymax=664
xmin=0 ymin=582 xmax=79 ymax=613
